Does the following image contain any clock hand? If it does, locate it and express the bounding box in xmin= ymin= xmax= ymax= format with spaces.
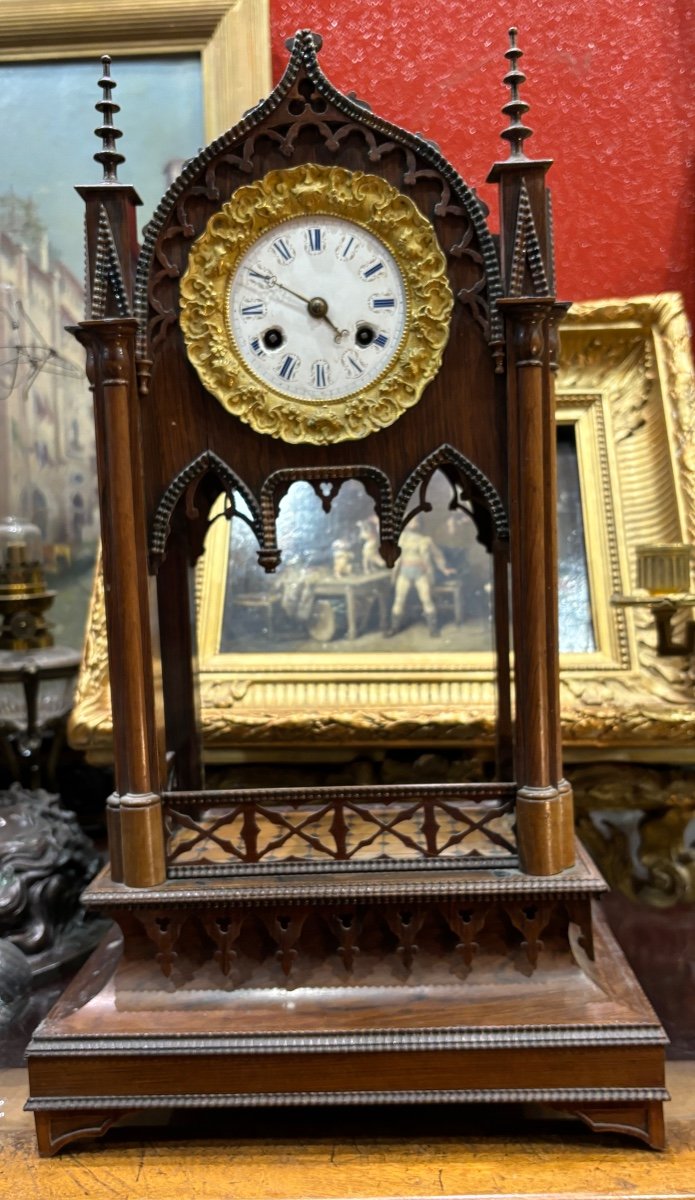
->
xmin=251 ymin=270 xmax=348 ymax=341
xmin=305 ymin=296 xmax=348 ymax=342
xmin=277 ymin=283 xmax=348 ymax=342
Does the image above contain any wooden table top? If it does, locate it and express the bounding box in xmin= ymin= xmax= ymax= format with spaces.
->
xmin=2 ymin=1061 xmax=694 ymax=1199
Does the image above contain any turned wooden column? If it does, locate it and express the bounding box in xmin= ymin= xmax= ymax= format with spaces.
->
xmin=499 ymin=298 xmax=573 ymax=874
xmin=75 ymin=318 xmax=166 ymax=887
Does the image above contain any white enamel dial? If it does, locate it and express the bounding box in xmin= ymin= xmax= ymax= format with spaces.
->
xmin=227 ymin=215 xmax=408 ymax=403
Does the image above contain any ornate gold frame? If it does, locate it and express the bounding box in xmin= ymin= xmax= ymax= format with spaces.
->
xmin=0 ymin=0 xmax=271 ymax=144
xmin=70 ymin=295 xmax=695 ymax=763
xmin=180 ymin=165 xmax=453 ymax=444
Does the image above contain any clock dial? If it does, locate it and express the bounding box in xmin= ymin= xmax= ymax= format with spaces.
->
xmin=179 ymin=164 xmax=454 ymax=445
xmin=228 ymin=216 xmax=407 ymax=403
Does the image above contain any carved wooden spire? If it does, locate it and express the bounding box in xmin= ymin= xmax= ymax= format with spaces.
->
xmin=94 ymin=55 xmax=125 ymax=182
xmin=500 ymin=27 xmax=533 ymax=160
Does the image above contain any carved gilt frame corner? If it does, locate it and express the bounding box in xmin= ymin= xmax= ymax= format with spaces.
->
xmin=70 ymin=289 xmax=695 ymax=758
xmin=0 ymin=0 xmax=271 ymax=143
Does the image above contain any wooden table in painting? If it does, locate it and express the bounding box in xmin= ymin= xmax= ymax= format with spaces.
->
xmin=308 ymin=573 xmax=393 ymax=641
xmin=433 ymin=579 xmax=466 ymax=625
xmin=232 ymin=591 xmax=285 ymax=637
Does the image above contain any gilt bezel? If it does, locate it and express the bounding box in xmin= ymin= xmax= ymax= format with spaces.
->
xmin=179 ymin=164 xmax=454 ymax=445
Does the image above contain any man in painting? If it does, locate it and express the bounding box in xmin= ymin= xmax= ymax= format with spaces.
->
xmin=387 ymin=515 xmax=455 ymax=638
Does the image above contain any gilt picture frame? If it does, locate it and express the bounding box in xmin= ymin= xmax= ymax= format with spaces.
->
xmin=69 ymin=294 xmax=695 ymax=762
xmin=0 ymin=0 xmax=271 ymax=146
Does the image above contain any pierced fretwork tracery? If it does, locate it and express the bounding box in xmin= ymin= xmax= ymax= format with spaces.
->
xmin=163 ymin=782 xmax=518 ymax=875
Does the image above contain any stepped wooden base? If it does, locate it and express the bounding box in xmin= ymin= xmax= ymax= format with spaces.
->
xmin=26 ymin=899 xmax=667 ymax=1154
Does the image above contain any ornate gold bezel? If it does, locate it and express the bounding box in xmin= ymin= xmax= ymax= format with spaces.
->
xmin=179 ymin=164 xmax=454 ymax=445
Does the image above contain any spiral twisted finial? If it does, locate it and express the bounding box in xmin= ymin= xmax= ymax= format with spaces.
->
xmin=93 ymin=55 xmax=124 ymax=182
xmin=500 ymin=28 xmax=533 ymax=159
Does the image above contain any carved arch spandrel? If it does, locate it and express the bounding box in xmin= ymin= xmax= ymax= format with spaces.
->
xmin=150 ymin=450 xmax=263 ymax=566
xmin=394 ymin=443 xmax=509 ymax=552
xmin=150 ymin=444 xmax=508 ymax=573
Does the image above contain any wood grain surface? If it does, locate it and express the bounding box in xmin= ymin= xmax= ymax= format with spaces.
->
xmin=2 ymin=1062 xmax=694 ymax=1199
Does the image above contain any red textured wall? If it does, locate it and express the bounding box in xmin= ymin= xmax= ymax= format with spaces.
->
xmin=270 ymin=1 xmax=695 ymax=327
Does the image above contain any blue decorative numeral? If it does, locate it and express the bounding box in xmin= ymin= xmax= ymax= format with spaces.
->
xmin=371 ymin=297 xmax=396 ymax=310
xmin=273 ymin=238 xmax=292 ymax=262
xmin=249 ymin=337 xmax=264 ymax=356
xmin=374 ymin=333 xmax=389 ymax=348
xmin=307 ymin=228 xmax=322 ymax=252
xmin=279 ymin=354 xmax=297 ymax=380
xmin=347 ymin=356 xmax=364 ymax=375
xmin=341 ymin=236 xmax=355 ymax=258
xmin=314 ymin=362 xmax=327 ymax=388
xmin=241 ymin=302 xmax=264 ymax=316
xmin=362 ymin=261 xmax=384 ymax=279
xmin=248 ymin=268 xmax=269 ymax=282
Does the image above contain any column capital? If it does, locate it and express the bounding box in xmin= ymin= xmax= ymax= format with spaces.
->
xmin=69 ymin=318 xmax=138 ymax=386
xmin=498 ymin=297 xmax=554 ymax=367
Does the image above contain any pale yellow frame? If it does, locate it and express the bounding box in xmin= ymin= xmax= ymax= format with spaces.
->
xmin=0 ymin=0 xmax=271 ymax=142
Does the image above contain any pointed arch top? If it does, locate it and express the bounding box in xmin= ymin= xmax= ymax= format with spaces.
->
xmin=133 ymin=28 xmax=504 ymax=363
xmin=150 ymin=450 xmax=262 ymax=562
xmin=394 ymin=444 xmax=509 ymax=551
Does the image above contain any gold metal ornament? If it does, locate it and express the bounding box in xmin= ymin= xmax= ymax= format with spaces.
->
xmin=179 ymin=164 xmax=454 ymax=444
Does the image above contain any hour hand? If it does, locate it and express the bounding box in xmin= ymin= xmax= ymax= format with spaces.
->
xmin=256 ymin=273 xmax=348 ymax=341
xmin=306 ymin=297 xmax=347 ymax=341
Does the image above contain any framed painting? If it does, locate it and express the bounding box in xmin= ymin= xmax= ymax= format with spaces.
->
xmin=70 ymin=294 xmax=695 ymax=762
xmin=0 ymin=1 xmax=270 ymax=647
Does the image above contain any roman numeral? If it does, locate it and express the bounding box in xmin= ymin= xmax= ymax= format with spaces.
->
xmin=307 ymin=228 xmax=322 ymax=252
xmin=347 ymin=356 xmax=363 ymax=375
xmin=371 ymin=297 xmax=396 ymax=309
xmin=272 ymin=238 xmax=292 ymax=262
xmin=314 ymin=362 xmax=327 ymax=388
xmin=241 ymin=302 xmax=264 ymax=316
xmin=374 ymin=333 xmax=389 ymax=348
xmin=249 ymin=337 xmax=264 ymax=356
xmin=278 ymin=354 xmax=298 ymax=380
xmin=248 ymin=268 xmax=269 ymax=282
xmin=341 ymin=236 xmax=355 ymax=258
xmin=362 ymin=261 xmax=384 ymax=279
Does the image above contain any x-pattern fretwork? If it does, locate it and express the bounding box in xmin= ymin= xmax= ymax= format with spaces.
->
xmin=165 ymin=793 xmax=516 ymax=866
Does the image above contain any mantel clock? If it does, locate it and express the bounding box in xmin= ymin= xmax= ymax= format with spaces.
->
xmin=26 ymin=31 xmax=667 ymax=1154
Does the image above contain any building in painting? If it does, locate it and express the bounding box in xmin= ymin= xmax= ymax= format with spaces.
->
xmin=0 ymin=194 xmax=97 ymax=549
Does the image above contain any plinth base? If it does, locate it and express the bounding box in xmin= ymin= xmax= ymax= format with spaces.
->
xmin=25 ymin=905 xmax=667 ymax=1154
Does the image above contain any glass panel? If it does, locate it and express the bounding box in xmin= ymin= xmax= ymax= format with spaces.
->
xmin=557 ymin=423 xmax=596 ymax=653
